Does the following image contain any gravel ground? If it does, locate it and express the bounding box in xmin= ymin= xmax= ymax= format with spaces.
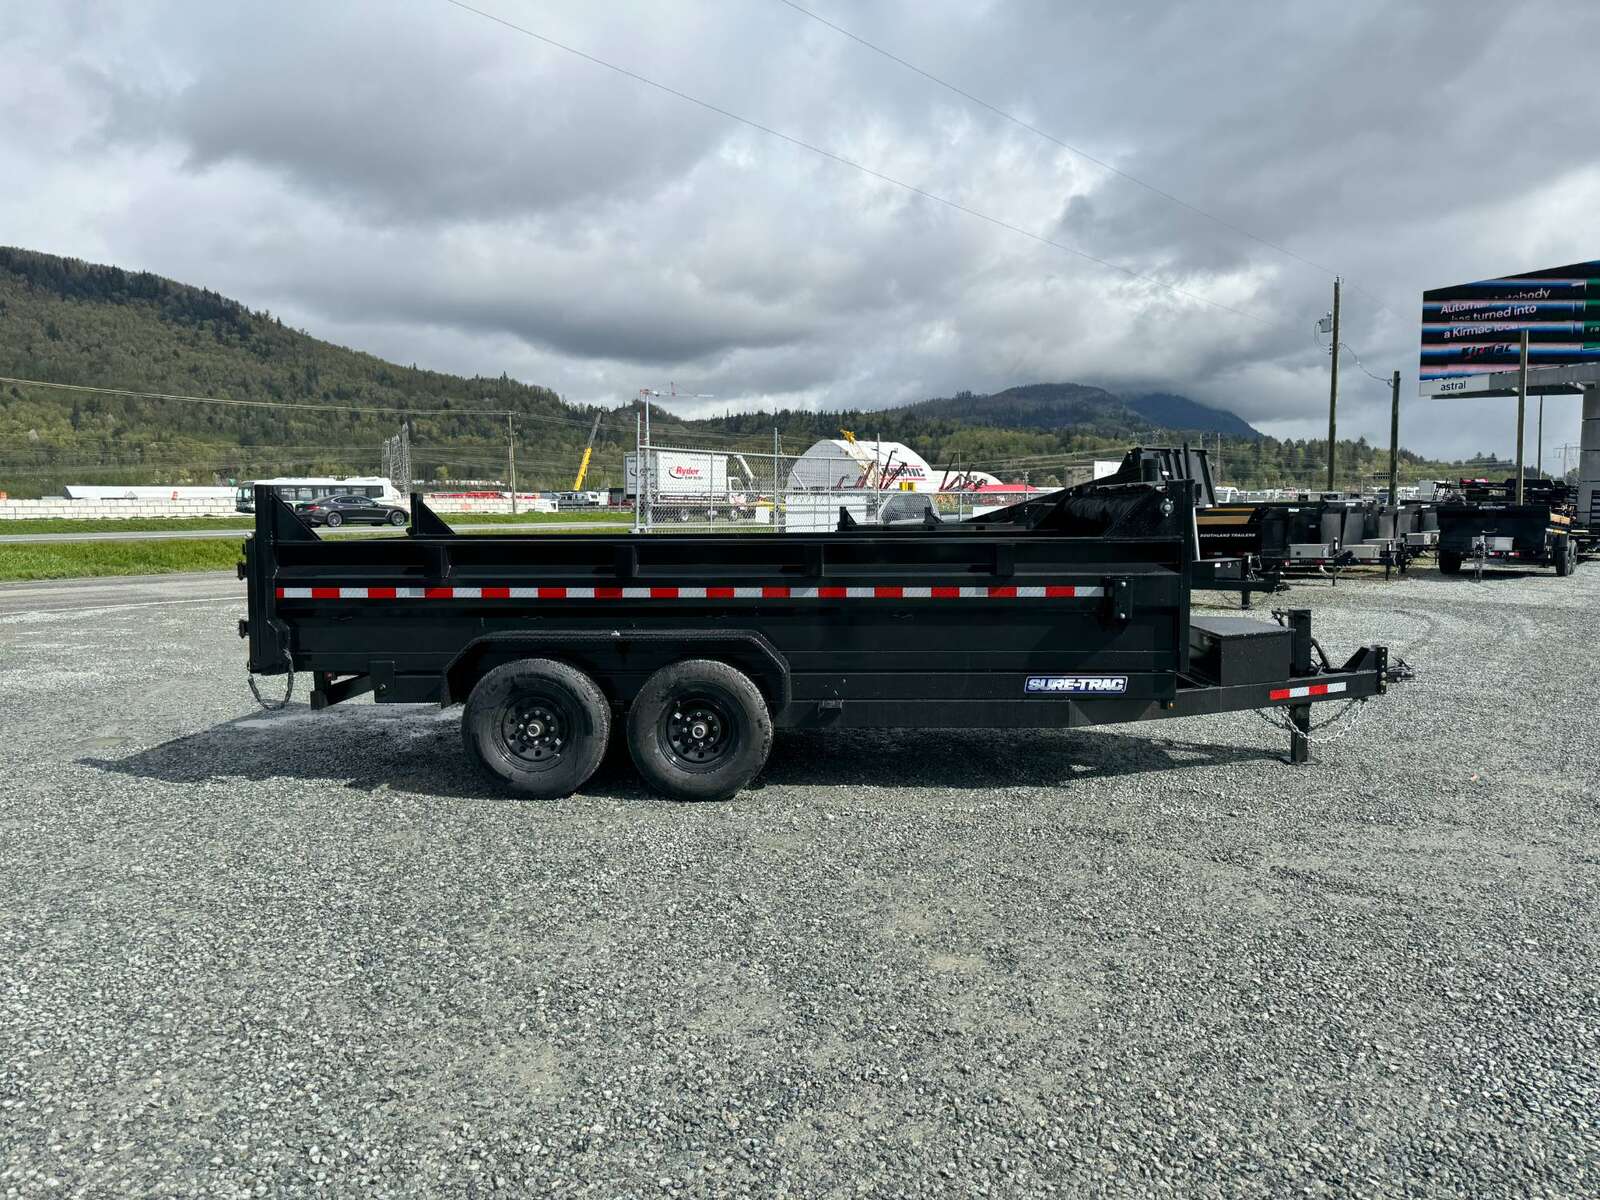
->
xmin=2 ymin=563 xmax=1597 ymax=1198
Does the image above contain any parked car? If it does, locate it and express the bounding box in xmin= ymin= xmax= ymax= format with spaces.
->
xmin=296 ymin=493 xmax=409 ymax=528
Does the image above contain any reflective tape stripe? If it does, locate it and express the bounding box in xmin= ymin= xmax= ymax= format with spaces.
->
xmin=275 ymin=583 xmax=1108 ymax=601
xmin=1268 ymin=680 xmax=1349 ymax=702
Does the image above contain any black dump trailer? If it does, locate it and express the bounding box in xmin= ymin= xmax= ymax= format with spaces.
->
xmin=1435 ymin=479 xmax=1576 ymax=576
xmin=241 ymin=480 xmax=1406 ymax=801
xmin=1012 ymin=445 xmax=1283 ymax=605
xmin=1198 ymin=499 xmax=1350 ymax=573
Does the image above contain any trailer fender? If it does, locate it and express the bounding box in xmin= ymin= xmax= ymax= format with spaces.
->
xmin=441 ymin=629 xmax=792 ymax=712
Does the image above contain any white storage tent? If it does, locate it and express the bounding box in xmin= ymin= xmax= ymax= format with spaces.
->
xmin=786 ymin=439 xmax=941 ymax=493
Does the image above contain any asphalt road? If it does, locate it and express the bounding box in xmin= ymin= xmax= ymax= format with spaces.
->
xmin=0 ymin=521 xmax=630 ymax=544
xmin=0 ymin=570 xmax=240 ymax=613
xmin=2 ymin=564 xmax=1596 ymax=1196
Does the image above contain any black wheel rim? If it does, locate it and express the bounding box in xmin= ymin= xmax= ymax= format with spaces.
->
xmin=657 ymin=687 xmax=740 ymax=773
xmin=497 ymin=686 xmax=577 ymax=773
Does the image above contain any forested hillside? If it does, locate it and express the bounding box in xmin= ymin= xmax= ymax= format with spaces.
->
xmin=1 ymin=247 xmax=1465 ymax=496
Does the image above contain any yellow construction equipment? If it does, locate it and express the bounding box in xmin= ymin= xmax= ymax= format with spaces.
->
xmin=572 ymin=413 xmax=603 ymax=490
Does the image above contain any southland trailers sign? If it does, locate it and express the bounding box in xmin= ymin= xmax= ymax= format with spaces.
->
xmin=1420 ymin=259 xmax=1600 ymax=397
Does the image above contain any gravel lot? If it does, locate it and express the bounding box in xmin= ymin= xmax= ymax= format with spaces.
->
xmin=2 ymin=563 xmax=1597 ymax=1197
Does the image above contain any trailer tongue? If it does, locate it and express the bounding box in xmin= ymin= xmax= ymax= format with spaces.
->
xmin=241 ymin=478 xmax=1409 ymax=801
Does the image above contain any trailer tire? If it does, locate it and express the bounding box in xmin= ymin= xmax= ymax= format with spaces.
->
xmin=1438 ymin=551 xmax=1462 ymax=576
xmin=1554 ymin=538 xmax=1571 ymax=576
xmin=462 ymin=658 xmax=610 ymax=799
xmin=627 ymin=659 xmax=772 ymax=802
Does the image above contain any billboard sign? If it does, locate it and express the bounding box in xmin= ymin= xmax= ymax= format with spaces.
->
xmin=1420 ymin=259 xmax=1600 ymax=395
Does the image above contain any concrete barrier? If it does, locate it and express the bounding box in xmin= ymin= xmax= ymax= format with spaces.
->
xmin=0 ymin=498 xmax=240 ymax=520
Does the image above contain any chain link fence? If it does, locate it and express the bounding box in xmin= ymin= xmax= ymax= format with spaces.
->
xmin=628 ymin=437 xmax=1047 ymax=532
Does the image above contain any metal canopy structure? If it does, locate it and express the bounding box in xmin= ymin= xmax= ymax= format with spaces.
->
xmin=1421 ymin=361 xmax=1600 ymax=400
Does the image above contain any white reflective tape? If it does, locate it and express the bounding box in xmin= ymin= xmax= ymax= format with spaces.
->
xmin=845 ymin=586 xmax=875 ymax=598
xmin=902 ymin=586 xmax=932 ymax=598
xmin=622 ymin=587 xmax=652 ymax=599
xmin=792 ymin=587 xmax=820 ymax=599
xmin=452 ymin=587 xmax=482 ymax=599
xmin=566 ymin=587 xmax=595 ymax=599
xmin=1016 ymin=586 xmax=1045 ymax=598
xmin=732 ymin=586 xmax=764 ymax=598
xmin=508 ymin=587 xmax=540 ymax=598
xmin=677 ymin=587 xmax=707 ymax=599
xmin=280 ymin=588 xmax=312 ymax=599
xmin=959 ymin=586 xmax=987 ymax=597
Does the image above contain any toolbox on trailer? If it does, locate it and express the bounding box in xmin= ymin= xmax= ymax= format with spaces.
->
xmin=240 ymin=475 xmax=1408 ymax=802
xmin=1187 ymin=616 xmax=1291 ymax=687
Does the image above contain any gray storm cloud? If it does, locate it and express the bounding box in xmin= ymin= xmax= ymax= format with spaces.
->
xmin=2 ymin=0 xmax=1597 ymax=458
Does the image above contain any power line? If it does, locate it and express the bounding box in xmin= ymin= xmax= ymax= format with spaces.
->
xmin=440 ymin=0 xmax=1274 ymax=327
xmin=773 ymin=0 xmax=1396 ymax=318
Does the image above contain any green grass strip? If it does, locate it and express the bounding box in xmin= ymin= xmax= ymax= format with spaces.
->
xmin=0 ymin=538 xmax=245 ymax=582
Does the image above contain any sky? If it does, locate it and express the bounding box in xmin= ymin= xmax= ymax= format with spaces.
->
xmin=3 ymin=0 xmax=1597 ymax=462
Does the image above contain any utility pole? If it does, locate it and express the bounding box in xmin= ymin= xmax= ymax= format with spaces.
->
xmin=1388 ymin=369 xmax=1401 ymax=506
xmin=1515 ymin=329 xmax=1529 ymax=503
xmin=1536 ymin=395 xmax=1544 ymax=480
xmin=1327 ymin=276 xmax=1341 ymax=494
xmin=506 ymin=412 xmax=518 ymax=514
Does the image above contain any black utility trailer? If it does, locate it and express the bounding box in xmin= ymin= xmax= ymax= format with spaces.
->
xmin=241 ymin=481 xmax=1406 ymax=801
xmin=1435 ymin=479 xmax=1576 ymax=577
xmin=1198 ymin=499 xmax=1353 ymax=576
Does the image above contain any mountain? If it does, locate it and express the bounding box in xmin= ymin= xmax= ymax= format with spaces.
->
xmin=1124 ymin=392 xmax=1260 ymax=439
xmin=0 ymin=246 xmax=637 ymax=494
xmin=894 ymin=382 xmax=1260 ymax=439
xmin=1 ymin=247 xmax=1437 ymax=495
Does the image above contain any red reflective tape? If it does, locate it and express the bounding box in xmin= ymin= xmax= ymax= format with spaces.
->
xmin=874 ymin=585 xmax=903 ymax=599
xmin=1045 ymin=585 xmax=1078 ymax=597
xmin=650 ymin=587 xmax=679 ymax=599
xmin=762 ymin=586 xmax=790 ymax=598
xmin=707 ymin=586 xmax=736 ymax=599
xmin=819 ymin=586 xmax=847 ymax=599
xmin=931 ymin=586 xmax=959 ymax=598
xmin=369 ymin=586 xmax=397 ymax=600
xmin=425 ymin=587 xmax=453 ymax=599
xmin=311 ymin=587 xmax=340 ymax=600
xmin=1268 ymin=687 xmax=1291 ymax=701
xmin=274 ymin=587 xmax=285 ymax=599
xmin=1308 ymin=682 xmax=1330 ymax=697
xmin=988 ymin=585 xmax=1017 ymax=598
xmin=481 ymin=587 xmax=509 ymax=600
xmin=596 ymin=586 xmax=623 ymax=599
xmin=538 ymin=586 xmax=567 ymax=599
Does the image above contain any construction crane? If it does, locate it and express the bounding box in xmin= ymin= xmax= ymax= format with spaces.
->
xmin=572 ymin=413 xmax=603 ymax=491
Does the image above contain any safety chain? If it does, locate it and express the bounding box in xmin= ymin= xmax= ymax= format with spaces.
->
xmin=1252 ymin=696 xmax=1372 ymax=746
xmin=248 ymin=650 xmax=295 ymax=712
